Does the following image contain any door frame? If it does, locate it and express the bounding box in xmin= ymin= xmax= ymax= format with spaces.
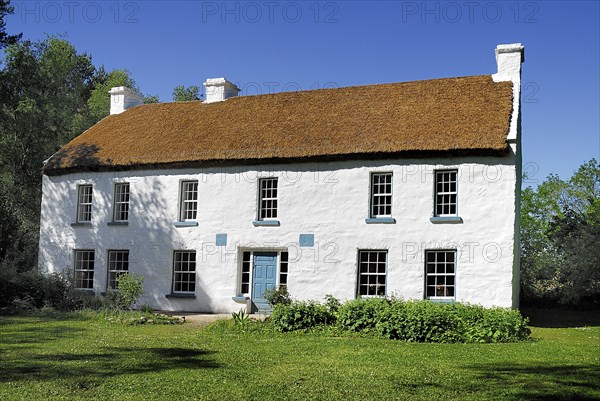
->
xmin=237 ymin=247 xmax=287 ymax=300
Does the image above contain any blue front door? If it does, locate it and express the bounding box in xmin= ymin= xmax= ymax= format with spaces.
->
xmin=252 ymin=252 xmax=277 ymax=302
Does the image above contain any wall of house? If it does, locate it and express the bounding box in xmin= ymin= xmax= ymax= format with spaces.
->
xmin=38 ymin=153 xmax=519 ymax=312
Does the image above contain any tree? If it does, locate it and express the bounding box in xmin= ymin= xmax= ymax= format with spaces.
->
xmin=172 ymin=85 xmax=201 ymax=101
xmin=0 ymin=36 xmax=95 ymax=270
xmin=520 ymin=176 xmax=566 ymax=303
xmin=0 ymin=35 xmax=149 ymax=273
xmin=143 ymin=94 xmax=160 ymax=104
xmin=521 ymin=159 xmax=600 ymax=306
xmin=0 ymin=0 xmax=21 ymax=48
xmin=87 ymin=67 xmax=138 ymax=124
xmin=547 ymin=160 xmax=600 ymax=304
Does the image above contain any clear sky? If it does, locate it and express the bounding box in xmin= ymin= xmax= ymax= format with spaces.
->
xmin=5 ymin=0 xmax=600 ymax=185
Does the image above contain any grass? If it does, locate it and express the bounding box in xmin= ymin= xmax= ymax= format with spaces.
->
xmin=0 ymin=309 xmax=598 ymax=401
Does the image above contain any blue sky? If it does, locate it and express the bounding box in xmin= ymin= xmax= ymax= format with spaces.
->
xmin=5 ymin=0 xmax=600 ymax=184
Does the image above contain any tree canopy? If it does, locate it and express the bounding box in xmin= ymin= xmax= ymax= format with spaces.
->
xmin=172 ymin=85 xmax=201 ymax=101
xmin=521 ymin=159 xmax=600 ymax=306
xmin=0 ymin=35 xmax=148 ymax=271
xmin=0 ymin=0 xmax=21 ymax=48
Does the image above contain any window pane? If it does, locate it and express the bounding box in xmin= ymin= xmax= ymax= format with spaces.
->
xmin=358 ymin=251 xmax=387 ymax=296
xmin=77 ymin=185 xmax=93 ymax=222
xmin=181 ymin=181 xmax=198 ymax=221
xmin=258 ymin=178 xmax=278 ymax=221
xmin=370 ymin=173 xmax=392 ymax=218
xmin=425 ymin=250 xmax=456 ymax=299
xmin=74 ymin=250 xmax=95 ymax=289
xmin=434 ymin=170 xmax=457 ymax=217
xmin=173 ymin=251 xmax=196 ymax=293
xmin=108 ymin=250 xmax=130 ymax=289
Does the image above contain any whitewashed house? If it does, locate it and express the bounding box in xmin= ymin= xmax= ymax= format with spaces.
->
xmin=38 ymin=44 xmax=524 ymax=313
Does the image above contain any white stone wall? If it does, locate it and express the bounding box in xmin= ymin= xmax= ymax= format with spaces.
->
xmin=39 ymin=153 xmax=519 ymax=312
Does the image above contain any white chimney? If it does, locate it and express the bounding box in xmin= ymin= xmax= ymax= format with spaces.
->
xmin=109 ymin=86 xmax=144 ymax=115
xmin=203 ymin=78 xmax=241 ymax=103
xmin=492 ymin=43 xmax=525 ymax=142
xmin=492 ymin=43 xmax=524 ymax=84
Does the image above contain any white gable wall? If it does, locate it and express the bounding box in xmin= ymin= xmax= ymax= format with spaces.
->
xmin=39 ymin=153 xmax=519 ymax=312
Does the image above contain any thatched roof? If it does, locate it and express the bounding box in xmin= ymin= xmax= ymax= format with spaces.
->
xmin=43 ymin=75 xmax=513 ymax=175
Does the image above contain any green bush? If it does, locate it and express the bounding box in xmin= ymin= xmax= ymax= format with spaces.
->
xmin=335 ymin=297 xmax=389 ymax=333
xmin=270 ymin=301 xmax=334 ymax=332
xmin=0 ymin=268 xmax=85 ymax=312
xmin=0 ymin=267 xmax=146 ymax=314
xmin=264 ymin=286 xmax=292 ymax=306
xmin=324 ymin=294 xmax=341 ymax=315
xmin=269 ymin=297 xmax=530 ymax=343
xmin=374 ymin=300 xmax=464 ymax=342
xmin=115 ymin=272 xmax=144 ymax=309
xmin=459 ymin=305 xmax=531 ymax=343
xmin=363 ymin=299 xmax=529 ymax=343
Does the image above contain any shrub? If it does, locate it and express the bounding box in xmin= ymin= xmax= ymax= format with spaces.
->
xmin=0 ymin=268 xmax=85 ymax=313
xmin=374 ymin=300 xmax=464 ymax=342
xmin=335 ymin=297 xmax=389 ymax=333
xmin=115 ymin=272 xmax=144 ymax=309
xmin=459 ymin=305 xmax=531 ymax=343
xmin=358 ymin=299 xmax=530 ymax=343
xmin=324 ymin=294 xmax=341 ymax=315
xmin=264 ymin=286 xmax=292 ymax=306
xmin=270 ymin=301 xmax=333 ymax=332
xmin=270 ymin=297 xmax=530 ymax=343
xmin=0 ymin=267 xmax=147 ymax=314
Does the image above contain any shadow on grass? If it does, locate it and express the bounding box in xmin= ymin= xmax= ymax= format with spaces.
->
xmin=0 ymin=324 xmax=86 ymax=347
xmin=0 ymin=346 xmax=219 ymax=384
xmin=522 ymin=308 xmax=600 ymax=328
xmin=468 ymin=363 xmax=600 ymax=401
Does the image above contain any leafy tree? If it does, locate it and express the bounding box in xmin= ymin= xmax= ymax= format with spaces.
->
xmin=87 ymin=67 xmax=137 ymax=124
xmin=0 ymin=37 xmax=95 ymax=270
xmin=0 ymin=34 xmax=150 ymax=274
xmin=521 ymin=159 xmax=600 ymax=306
xmin=143 ymin=94 xmax=160 ymax=104
xmin=547 ymin=160 xmax=600 ymax=304
xmin=0 ymin=0 xmax=21 ymax=48
xmin=172 ymin=85 xmax=201 ymax=101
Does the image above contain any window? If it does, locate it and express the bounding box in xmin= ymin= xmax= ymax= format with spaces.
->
xmin=74 ymin=250 xmax=95 ymax=289
xmin=279 ymin=252 xmax=289 ymax=289
xmin=370 ymin=172 xmax=393 ymax=218
xmin=172 ymin=251 xmax=196 ymax=293
xmin=425 ymin=250 xmax=456 ymax=299
xmin=180 ymin=181 xmax=198 ymax=221
xmin=112 ymin=183 xmax=130 ymax=222
xmin=258 ymin=178 xmax=278 ymax=220
xmin=240 ymin=252 xmax=251 ymax=294
xmin=77 ymin=185 xmax=93 ymax=223
xmin=107 ymin=250 xmax=129 ymax=289
xmin=357 ymin=250 xmax=387 ymax=296
xmin=434 ymin=170 xmax=458 ymax=216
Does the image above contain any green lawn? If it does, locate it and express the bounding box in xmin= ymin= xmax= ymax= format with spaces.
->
xmin=0 ymin=310 xmax=598 ymax=401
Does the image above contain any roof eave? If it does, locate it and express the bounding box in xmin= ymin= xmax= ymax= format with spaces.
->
xmin=43 ymin=146 xmax=511 ymax=176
